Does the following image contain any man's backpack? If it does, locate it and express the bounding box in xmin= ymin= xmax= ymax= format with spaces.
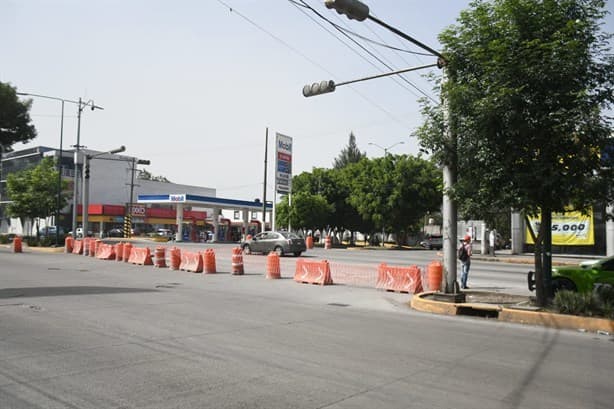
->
xmin=458 ymin=245 xmax=468 ymax=262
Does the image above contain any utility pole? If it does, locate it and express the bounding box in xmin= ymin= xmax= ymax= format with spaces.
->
xmin=262 ymin=127 xmax=268 ymax=232
xmin=318 ymin=0 xmax=459 ymax=296
xmin=71 ymin=97 xmax=103 ymax=236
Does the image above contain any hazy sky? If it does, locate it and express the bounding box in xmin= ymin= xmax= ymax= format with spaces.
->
xmin=2 ymin=0 xmax=613 ymax=202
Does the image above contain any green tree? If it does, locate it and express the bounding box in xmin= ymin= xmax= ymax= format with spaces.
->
xmin=417 ymin=0 xmax=614 ymax=305
xmin=0 ymin=82 xmax=37 ymax=152
xmin=333 ymin=131 xmax=366 ymax=169
xmin=6 ymin=157 xmax=67 ymax=237
xmin=347 ymin=155 xmax=442 ymax=244
xmin=138 ymin=168 xmax=170 ymax=182
xmin=292 ymin=167 xmax=370 ymax=239
xmin=275 ymin=192 xmax=332 ymax=230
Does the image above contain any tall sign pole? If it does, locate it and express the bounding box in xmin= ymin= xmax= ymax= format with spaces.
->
xmin=262 ymin=127 xmax=268 ymax=232
xmin=275 ymin=133 xmax=293 ymax=231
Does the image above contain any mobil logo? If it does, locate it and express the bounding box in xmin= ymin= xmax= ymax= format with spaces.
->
xmin=170 ymin=194 xmax=186 ymax=202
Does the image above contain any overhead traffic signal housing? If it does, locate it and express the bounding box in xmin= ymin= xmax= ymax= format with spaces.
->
xmin=324 ymin=0 xmax=369 ymax=21
xmin=302 ymin=80 xmax=336 ymax=97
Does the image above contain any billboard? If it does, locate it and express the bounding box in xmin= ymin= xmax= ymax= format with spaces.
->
xmin=525 ymin=209 xmax=595 ymax=246
xmin=275 ymin=133 xmax=293 ymax=194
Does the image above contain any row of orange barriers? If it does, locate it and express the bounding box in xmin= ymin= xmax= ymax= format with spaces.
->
xmin=62 ymin=238 xmax=440 ymax=294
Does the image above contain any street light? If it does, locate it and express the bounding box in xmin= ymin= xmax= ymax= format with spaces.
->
xmin=368 ymin=141 xmax=405 ymax=156
xmin=318 ymin=1 xmax=459 ymax=295
xmin=15 ymin=92 xmax=73 ymax=245
xmin=72 ymin=98 xmax=104 ymax=237
xmin=82 ymin=146 xmax=126 ymax=237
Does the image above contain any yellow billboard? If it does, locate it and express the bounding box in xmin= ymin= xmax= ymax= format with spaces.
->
xmin=526 ymin=209 xmax=594 ymax=246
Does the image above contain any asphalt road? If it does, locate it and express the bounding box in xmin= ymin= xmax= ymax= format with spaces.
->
xmin=1 ymin=247 xmax=612 ymax=409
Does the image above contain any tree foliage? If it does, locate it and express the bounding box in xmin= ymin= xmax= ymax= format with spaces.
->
xmin=416 ymin=0 xmax=614 ymax=304
xmin=333 ymin=131 xmax=366 ymax=169
xmin=6 ymin=157 xmax=68 ymax=235
xmin=286 ymin=154 xmax=441 ymax=245
xmin=346 ymin=155 xmax=442 ymax=243
xmin=138 ymin=168 xmax=170 ymax=182
xmin=0 ymin=82 xmax=37 ymax=152
xmin=275 ymin=192 xmax=332 ymax=229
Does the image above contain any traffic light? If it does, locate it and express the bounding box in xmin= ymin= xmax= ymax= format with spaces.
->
xmin=84 ymin=164 xmax=90 ymax=179
xmin=302 ymin=80 xmax=336 ymax=97
xmin=324 ymin=0 xmax=369 ymax=21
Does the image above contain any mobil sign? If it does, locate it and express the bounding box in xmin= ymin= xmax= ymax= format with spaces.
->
xmin=276 ymin=133 xmax=293 ymax=193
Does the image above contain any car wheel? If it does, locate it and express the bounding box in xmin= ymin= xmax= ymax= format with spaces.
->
xmin=242 ymin=245 xmax=252 ymax=255
xmin=274 ymin=246 xmax=283 ymax=257
xmin=552 ymin=277 xmax=577 ymax=293
xmin=293 ymin=251 xmax=302 ymax=257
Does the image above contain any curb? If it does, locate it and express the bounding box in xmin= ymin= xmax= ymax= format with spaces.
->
xmin=411 ymin=291 xmax=614 ymax=334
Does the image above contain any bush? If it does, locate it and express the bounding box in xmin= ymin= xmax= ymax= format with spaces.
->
xmin=0 ymin=235 xmax=9 ymax=244
xmin=553 ymin=289 xmax=614 ymax=319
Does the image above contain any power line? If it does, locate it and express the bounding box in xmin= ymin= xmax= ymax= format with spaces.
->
xmin=294 ymin=0 xmax=437 ymax=104
xmin=215 ymin=0 xmax=417 ymax=129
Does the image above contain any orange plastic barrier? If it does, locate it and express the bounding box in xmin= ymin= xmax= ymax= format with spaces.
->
xmin=294 ymin=259 xmax=333 ymax=285
xmin=266 ymin=251 xmax=281 ymax=279
xmin=122 ymin=243 xmax=133 ymax=263
xmin=72 ymin=240 xmax=83 ymax=255
xmin=179 ymin=250 xmax=203 ymax=273
xmin=231 ymin=247 xmax=244 ymax=275
xmin=96 ymin=243 xmax=116 ymax=260
xmin=203 ymin=248 xmax=217 ymax=274
xmin=305 ymin=236 xmax=314 ymax=249
xmin=168 ymin=247 xmax=181 ymax=270
xmin=376 ymin=263 xmax=423 ymax=294
xmin=115 ymin=242 xmax=124 ymax=261
xmin=12 ymin=236 xmax=22 ymax=253
xmin=427 ymin=261 xmax=443 ymax=292
xmin=128 ymin=247 xmax=153 ymax=265
xmin=324 ymin=236 xmax=332 ymax=249
xmin=65 ymin=236 xmax=74 ymax=253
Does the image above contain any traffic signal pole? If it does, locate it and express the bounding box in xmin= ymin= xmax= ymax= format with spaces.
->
xmin=317 ymin=0 xmax=459 ymax=294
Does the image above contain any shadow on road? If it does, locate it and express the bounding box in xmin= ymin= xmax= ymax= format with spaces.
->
xmin=0 ymin=286 xmax=159 ymax=299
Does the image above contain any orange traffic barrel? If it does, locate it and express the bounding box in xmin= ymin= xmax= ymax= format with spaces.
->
xmin=427 ymin=261 xmax=443 ymax=292
xmin=305 ymin=236 xmax=314 ymax=249
xmin=266 ymin=251 xmax=281 ymax=279
xmin=12 ymin=236 xmax=22 ymax=253
xmin=203 ymin=248 xmax=217 ymax=274
xmin=231 ymin=247 xmax=244 ymax=275
xmin=168 ymin=247 xmax=181 ymax=270
xmin=65 ymin=236 xmax=74 ymax=253
xmin=324 ymin=235 xmax=332 ymax=249
xmin=154 ymin=247 xmax=167 ymax=268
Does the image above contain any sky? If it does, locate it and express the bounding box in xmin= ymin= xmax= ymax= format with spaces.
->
xmin=2 ymin=0 xmax=613 ymax=203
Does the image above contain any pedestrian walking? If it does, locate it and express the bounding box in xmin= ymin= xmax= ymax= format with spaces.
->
xmin=458 ymin=234 xmax=473 ymax=289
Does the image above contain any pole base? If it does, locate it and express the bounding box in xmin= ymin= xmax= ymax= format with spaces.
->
xmin=432 ymin=292 xmax=466 ymax=303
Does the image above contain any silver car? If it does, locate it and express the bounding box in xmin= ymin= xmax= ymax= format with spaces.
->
xmin=242 ymin=231 xmax=306 ymax=257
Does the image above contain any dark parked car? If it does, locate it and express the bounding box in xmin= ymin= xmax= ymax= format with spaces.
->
xmin=107 ymin=228 xmax=124 ymax=237
xmin=528 ymin=255 xmax=614 ymax=293
xmin=241 ymin=231 xmax=306 ymax=257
